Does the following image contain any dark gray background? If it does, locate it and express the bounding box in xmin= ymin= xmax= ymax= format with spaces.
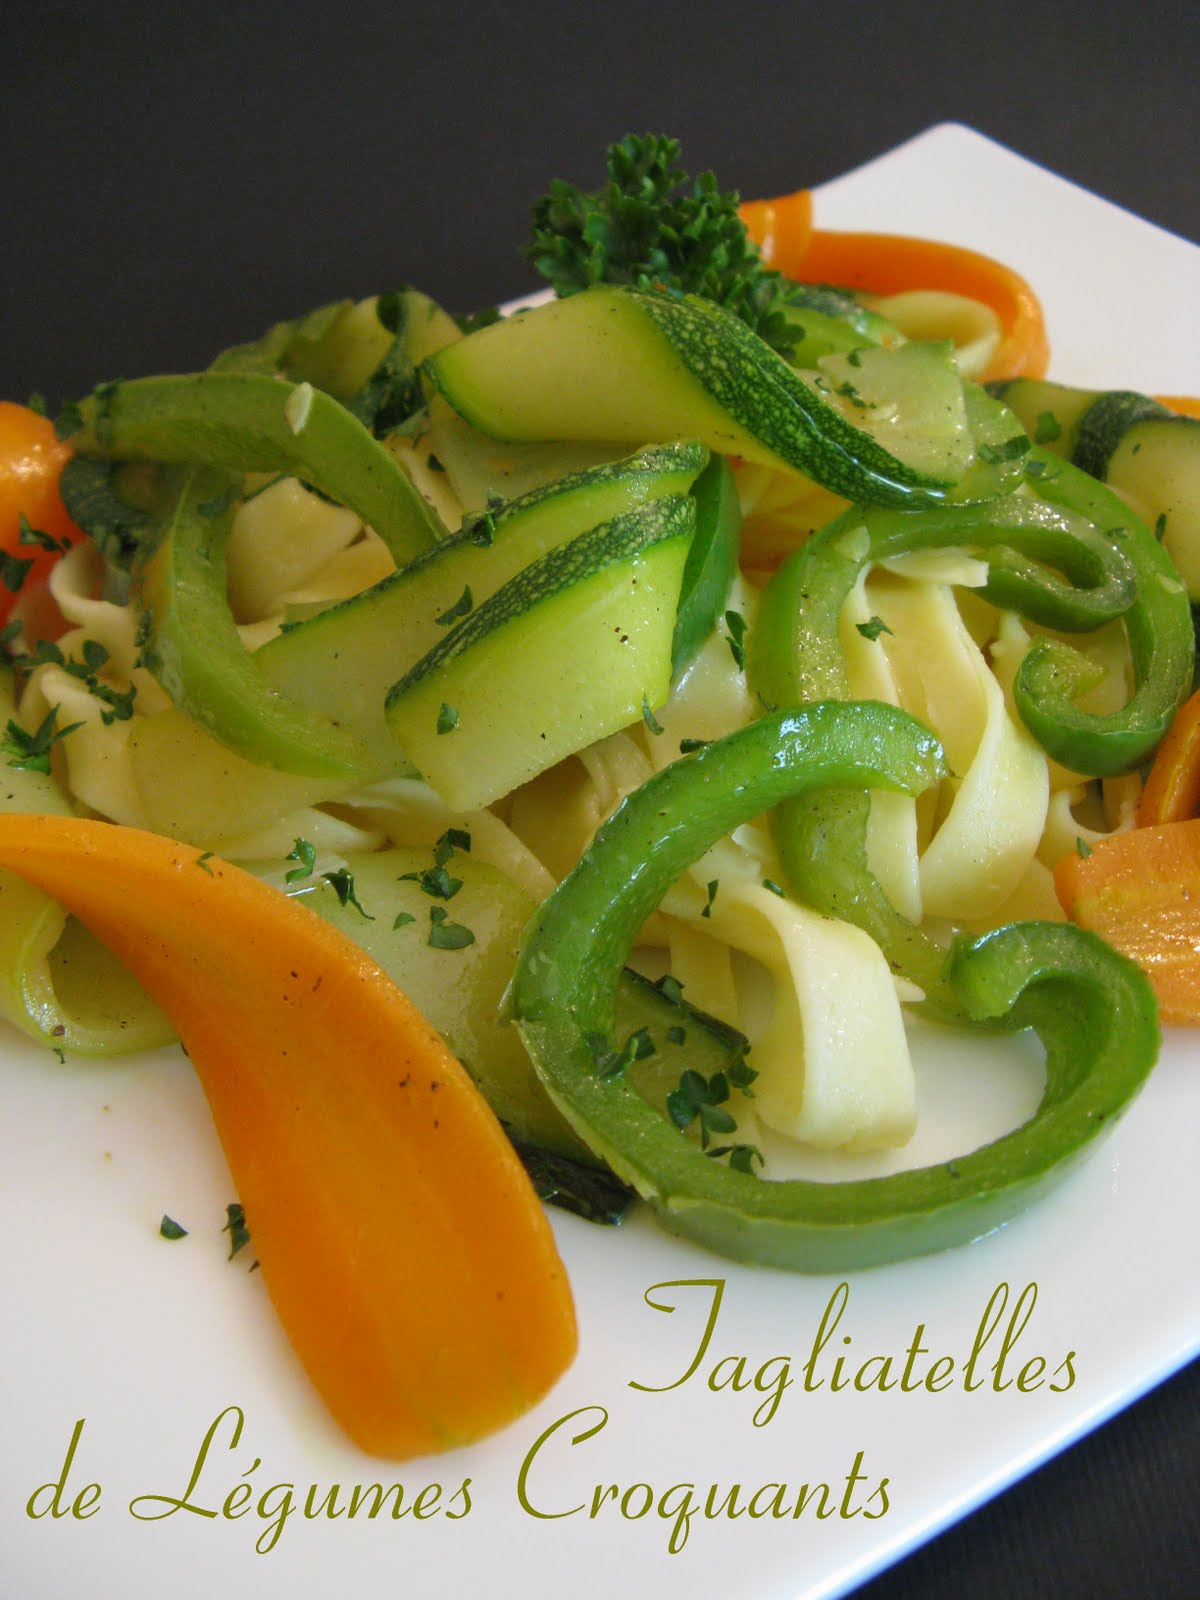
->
xmin=3 ymin=3 xmax=1198 ymax=1596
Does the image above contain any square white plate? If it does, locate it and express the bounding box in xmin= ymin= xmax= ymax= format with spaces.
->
xmin=2 ymin=123 xmax=1198 ymax=1600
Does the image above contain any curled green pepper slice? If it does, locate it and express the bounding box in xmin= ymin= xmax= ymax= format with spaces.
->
xmin=752 ymin=450 xmax=1189 ymax=778
xmin=751 ymin=463 xmax=1140 ymax=717
xmin=509 ymin=704 xmax=1159 ymax=1271
xmin=1011 ymin=457 xmax=1193 ymax=775
xmin=69 ymin=370 xmax=444 ymax=565
xmin=748 ymin=450 xmax=1189 ymax=1008
xmin=138 ymin=466 xmax=379 ymax=780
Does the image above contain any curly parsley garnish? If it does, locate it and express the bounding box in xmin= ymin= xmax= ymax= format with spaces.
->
xmin=525 ymin=133 xmax=797 ymax=355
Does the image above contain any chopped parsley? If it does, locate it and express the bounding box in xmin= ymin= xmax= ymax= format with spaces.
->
xmin=701 ymin=878 xmax=719 ymax=919
xmin=2 ymin=707 xmax=83 ymax=772
xmin=585 ymin=1025 xmax=656 ymax=1080
xmin=399 ymin=860 xmax=462 ymax=900
xmin=724 ymin=608 xmax=748 ymax=671
xmin=707 ymin=1142 xmax=765 ymax=1174
xmin=856 ymin=615 xmax=893 ymax=642
xmin=284 ymin=837 xmax=317 ymax=882
xmin=666 ymin=1068 xmax=738 ymax=1149
xmin=435 ymin=585 xmax=474 ymax=626
xmin=461 ymin=500 xmax=502 ymax=547
xmin=19 ymin=638 xmax=136 ymax=724
xmin=436 ymin=702 xmax=460 ymax=735
xmin=399 ymin=828 xmax=472 ymax=906
xmin=17 ymin=513 xmax=72 ymax=554
xmin=0 ymin=548 xmax=34 ymax=596
xmin=834 ymin=378 xmax=867 ymax=409
xmin=977 ymin=434 xmax=1031 ymax=465
xmin=223 ymin=1202 xmax=251 ymax=1259
xmin=642 ymin=694 xmax=665 ymax=735
xmin=321 ymin=866 xmax=373 ymax=919
xmin=427 ymin=905 xmax=475 ymax=950
xmin=159 ymin=1215 xmax=188 ymax=1240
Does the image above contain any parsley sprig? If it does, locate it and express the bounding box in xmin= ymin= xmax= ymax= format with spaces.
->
xmin=525 ymin=134 xmax=797 ymax=355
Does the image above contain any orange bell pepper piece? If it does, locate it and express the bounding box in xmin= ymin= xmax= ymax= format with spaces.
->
xmin=1154 ymin=395 xmax=1200 ymax=420
xmin=1053 ymin=820 xmax=1200 ymax=1024
xmin=0 ymin=813 xmax=576 ymax=1457
xmin=737 ymin=187 xmax=813 ymax=273
xmin=0 ymin=402 xmax=86 ymax=624
xmin=740 ymin=198 xmax=1049 ymax=383
xmin=1136 ymin=687 xmax=1200 ymax=826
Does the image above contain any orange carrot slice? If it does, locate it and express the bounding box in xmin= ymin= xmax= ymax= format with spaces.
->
xmin=1137 ymin=688 xmax=1200 ymax=826
xmin=1053 ymin=820 xmax=1200 ymax=1024
xmin=0 ymin=813 xmax=576 ymax=1457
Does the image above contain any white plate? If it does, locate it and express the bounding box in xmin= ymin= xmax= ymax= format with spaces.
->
xmin=2 ymin=123 xmax=1198 ymax=1600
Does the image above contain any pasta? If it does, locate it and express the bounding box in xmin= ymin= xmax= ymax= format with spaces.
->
xmin=0 ymin=222 xmax=1187 ymax=1204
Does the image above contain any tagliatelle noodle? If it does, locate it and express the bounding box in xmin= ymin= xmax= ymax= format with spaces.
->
xmin=839 ymin=564 xmax=923 ymax=925
xmin=864 ymin=289 xmax=1003 ymax=380
xmin=873 ymin=577 xmax=1050 ymax=921
xmin=209 ymin=805 xmax=386 ymax=865
xmin=339 ymin=776 xmax=558 ymax=905
xmin=128 ymin=709 xmax=342 ymax=844
xmin=20 ymin=666 xmax=148 ymax=827
xmin=227 ymin=476 xmax=364 ymax=623
xmin=694 ymin=879 xmax=916 ymax=1151
xmin=0 ymin=671 xmax=174 ymax=1051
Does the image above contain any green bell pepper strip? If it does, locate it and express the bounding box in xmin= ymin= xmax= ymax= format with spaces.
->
xmin=69 ymin=370 xmax=444 ymax=565
xmin=748 ymin=452 xmax=1144 ymax=1011
xmin=751 ymin=470 xmax=1139 ymax=710
xmin=670 ymin=453 xmax=742 ymax=676
xmin=211 ymin=288 xmax=460 ymax=439
xmin=138 ymin=466 xmax=380 ymax=780
xmin=508 ymin=704 xmax=1159 ymax=1271
xmin=1010 ymin=456 xmax=1194 ymax=775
